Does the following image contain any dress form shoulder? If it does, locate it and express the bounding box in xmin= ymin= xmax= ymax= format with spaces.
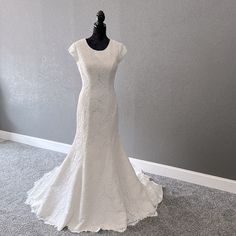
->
xmin=68 ymin=40 xmax=81 ymax=63
xmin=117 ymin=42 xmax=127 ymax=63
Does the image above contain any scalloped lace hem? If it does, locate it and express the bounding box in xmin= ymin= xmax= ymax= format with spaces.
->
xmin=24 ymin=167 xmax=164 ymax=233
xmin=25 ymin=192 xmax=163 ymax=233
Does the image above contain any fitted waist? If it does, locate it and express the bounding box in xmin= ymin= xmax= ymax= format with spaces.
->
xmin=80 ymin=85 xmax=116 ymax=98
xmin=82 ymin=83 xmax=115 ymax=92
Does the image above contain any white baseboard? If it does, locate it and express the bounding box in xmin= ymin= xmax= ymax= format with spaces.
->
xmin=0 ymin=130 xmax=71 ymax=153
xmin=0 ymin=129 xmax=235 ymax=194
xmin=129 ymin=158 xmax=236 ymax=194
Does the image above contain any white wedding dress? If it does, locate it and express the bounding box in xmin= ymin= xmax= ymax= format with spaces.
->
xmin=24 ymin=38 xmax=163 ymax=233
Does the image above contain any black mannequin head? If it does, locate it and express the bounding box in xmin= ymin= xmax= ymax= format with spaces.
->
xmin=93 ymin=10 xmax=107 ymax=38
xmin=86 ymin=10 xmax=109 ymax=50
xmin=96 ymin=10 xmax=105 ymax=24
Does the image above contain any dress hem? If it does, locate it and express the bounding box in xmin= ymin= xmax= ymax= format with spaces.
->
xmin=24 ymin=170 xmax=164 ymax=233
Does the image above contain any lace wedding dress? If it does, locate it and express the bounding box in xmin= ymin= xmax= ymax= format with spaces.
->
xmin=24 ymin=38 xmax=163 ymax=233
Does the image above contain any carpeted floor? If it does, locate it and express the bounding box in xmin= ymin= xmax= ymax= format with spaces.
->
xmin=0 ymin=140 xmax=235 ymax=236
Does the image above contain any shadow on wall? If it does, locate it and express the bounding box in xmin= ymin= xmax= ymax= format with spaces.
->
xmin=0 ymin=80 xmax=15 ymax=133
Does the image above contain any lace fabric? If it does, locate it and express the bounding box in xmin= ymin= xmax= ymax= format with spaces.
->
xmin=25 ymin=38 xmax=164 ymax=233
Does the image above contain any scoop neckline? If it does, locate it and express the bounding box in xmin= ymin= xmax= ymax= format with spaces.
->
xmin=84 ymin=38 xmax=112 ymax=52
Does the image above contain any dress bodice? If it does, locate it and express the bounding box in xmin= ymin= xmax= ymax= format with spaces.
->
xmin=68 ymin=38 xmax=127 ymax=91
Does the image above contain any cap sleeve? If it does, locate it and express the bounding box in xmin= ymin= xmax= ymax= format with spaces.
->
xmin=68 ymin=42 xmax=79 ymax=62
xmin=118 ymin=43 xmax=127 ymax=63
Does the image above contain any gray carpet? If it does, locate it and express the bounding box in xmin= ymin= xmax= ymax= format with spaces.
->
xmin=0 ymin=140 xmax=235 ymax=236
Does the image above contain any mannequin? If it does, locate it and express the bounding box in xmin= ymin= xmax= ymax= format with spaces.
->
xmin=85 ymin=10 xmax=110 ymax=51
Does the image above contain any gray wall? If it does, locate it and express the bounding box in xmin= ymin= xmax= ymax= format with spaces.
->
xmin=0 ymin=1 xmax=236 ymax=180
